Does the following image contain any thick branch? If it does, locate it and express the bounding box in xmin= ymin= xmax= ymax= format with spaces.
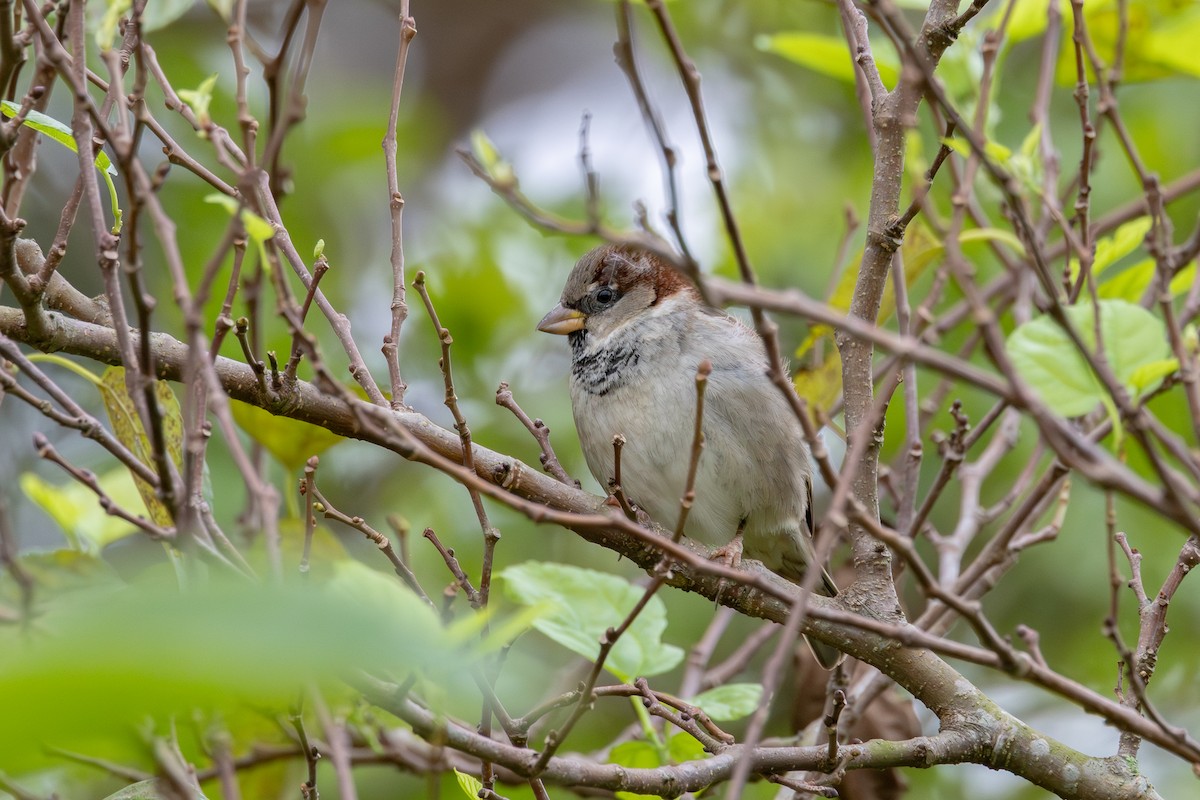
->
xmin=3 ymin=306 xmax=1198 ymax=774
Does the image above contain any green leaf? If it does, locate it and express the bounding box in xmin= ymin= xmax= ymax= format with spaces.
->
xmin=1098 ymin=258 xmax=1155 ymax=302
xmin=1006 ymin=299 xmax=1174 ymax=418
xmin=611 ymin=740 xmax=663 ymax=800
xmin=958 ymin=227 xmax=1027 ymax=257
xmin=0 ymin=103 xmax=116 ymax=176
xmin=500 ymin=562 xmax=683 ymax=682
xmin=0 ymin=101 xmax=122 ymax=231
xmin=1099 ymin=257 xmax=1195 ymax=302
xmin=231 ymin=399 xmax=345 ymax=473
xmin=667 ymin=731 xmax=708 ymax=764
xmin=756 ymin=32 xmax=899 ymax=87
xmin=453 ymin=768 xmax=482 ymax=800
xmin=1170 ymin=260 xmax=1196 ymax=297
xmin=691 ymin=683 xmax=763 ymax=721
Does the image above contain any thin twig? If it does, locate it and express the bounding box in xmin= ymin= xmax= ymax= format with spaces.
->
xmin=496 ymin=381 xmax=576 ymax=486
xmin=382 ymin=4 xmax=417 ymax=407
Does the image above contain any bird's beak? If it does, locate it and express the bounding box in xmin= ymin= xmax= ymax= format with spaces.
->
xmin=537 ymin=304 xmax=585 ymax=335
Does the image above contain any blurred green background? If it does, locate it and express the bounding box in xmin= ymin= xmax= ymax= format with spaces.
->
xmin=2 ymin=0 xmax=1200 ymax=798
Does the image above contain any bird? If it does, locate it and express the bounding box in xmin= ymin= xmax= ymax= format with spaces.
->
xmin=538 ymin=243 xmax=841 ymax=667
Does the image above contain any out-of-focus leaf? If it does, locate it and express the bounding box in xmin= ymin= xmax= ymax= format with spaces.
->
xmin=691 ymin=683 xmax=763 ymax=721
xmin=942 ymin=136 xmax=1012 ymax=163
xmin=1006 ymin=299 xmax=1174 ymax=419
xmin=19 ymin=470 xmax=142 ymax=551
xmin=1067 ymin=216 xmax=1152 ymax=293
xmin=139 ymin=0 xmax=196 ymax=32
xmin=1050 ymin=0 xmax=1200 ymax=83
xmin=500 ymin=562 xmax=683 ymax=682
xmin=1008 ymin=123 xmax=1045 ymax=192
xmin=206 ymin=0 xmax=234 ymax=19
xmin=793 ymin=352 xmax=842 ymax=420
xmin=667 ymin=731 xmax=707 ymax=764
xmin=0 ymin=551 xmax=122 ymax=633
xmin=957 ymin=227 xmax=1027 ymax=257
xmin=179 ymin=73 xmax=219 ymax=128
xmin=101 ymin=780 xmax=184 ymax=800
xmin=610 ymin=734 xmax=707 ymax=800
xmin=1094 ymin=217 xmax=1152 ymax=275
xmin=1099 ymin=258 xmax=1195 ymax=302
xmin=454 ymin=768 xmax=483 ymax=800
xmin=204 ymin=194 xmax=275 ymax=243
xmin=1172 ymin=261 xmax=1196 ymax=296
xmin=94 ymin=0 xmax=132 ymax=50
xmin=1000 ymin=0 xmax=1069 ymax=43
xmin=756 ymin=32 xmax=899 ymax=87
xmin=90 ymin=0 xmax=194 ymax=49
xmin=1127 ymin=358 xmax=1180 ymax=394
xmin=0 ymin=565 xmax=472 ymax=771
xmin=469 ymin=128 xmax=514 ymax=186
xmin=611 ymin=740 xmax=663 ymax=800
xmin=794 ymin=221 xmax=942 ymax=416
xmin=231 ymin=399 xmax=345 ymax=473
xmin=99 ymin=367 xmax=183 ymax=527
xmin=1000 ymin=0 xmax=1200 ymax=82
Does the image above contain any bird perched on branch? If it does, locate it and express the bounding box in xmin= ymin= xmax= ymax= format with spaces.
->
xmin=538 ymin=244 xmax=841 ymax=668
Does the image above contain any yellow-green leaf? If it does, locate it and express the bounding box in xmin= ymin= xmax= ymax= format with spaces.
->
xmin=469 ymin=128 xmax=514 ymax=186
xmin=1127 ymin=358 xmax=1179 ymax=394
xmin=231 ymin=400 xmax=345 ymax=473
xmin=19 ymin=471 xmax=141 ymax=551
xmin=204 ymin=194 xmax=275 ymax=243
xmin=99 ymin=367 xmax=183 ymax=527
xmin=793 ymin=352 xmax=843 ymax=420
xmin=453 ymin=769 xmax=482 ymax=800
xmin=757 ymin=32 xmax=899 ymax=87
xmin=178 ymin=73 xmax=219 ymax=128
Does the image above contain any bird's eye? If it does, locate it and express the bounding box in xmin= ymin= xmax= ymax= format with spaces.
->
xmin=595 ymin=287 xmax=616 ymax=305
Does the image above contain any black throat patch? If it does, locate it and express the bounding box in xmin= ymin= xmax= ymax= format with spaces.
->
xmin=569 ymin=331 xmax=640 ymax=396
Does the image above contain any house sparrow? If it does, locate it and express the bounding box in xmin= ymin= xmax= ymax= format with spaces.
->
xmin=538 ymin=244 xmax=840 ymax=667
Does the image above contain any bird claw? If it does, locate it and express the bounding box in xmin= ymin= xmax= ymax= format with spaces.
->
xmin=709 ymin=533 xmax=745 ymax=571
xmin=710 ymin=533 xmax=745 ymax=605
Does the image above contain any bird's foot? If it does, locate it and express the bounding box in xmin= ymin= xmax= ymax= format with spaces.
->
xmin=710 ymin=533 xmax=745 ymax=605
xmin=709 ymin=533 xmax=745 ymax=571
